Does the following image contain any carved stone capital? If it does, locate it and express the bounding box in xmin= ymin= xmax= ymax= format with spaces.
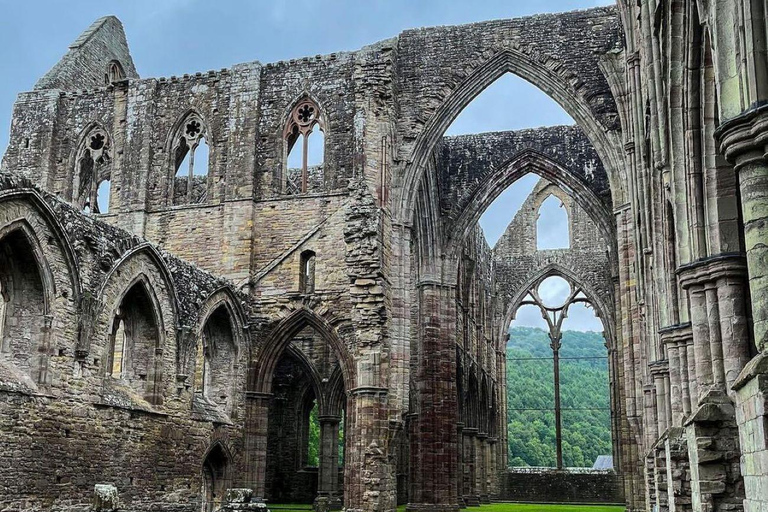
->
xmin=659 ymin=322 xmax=693 ymax=347
xmin=715 ymin=103 xmax=768 ymax=170
xmin=649 ymin=359 xmax=670 ymax=378
xmin=676 ymin=254 xmax=748 ymax=290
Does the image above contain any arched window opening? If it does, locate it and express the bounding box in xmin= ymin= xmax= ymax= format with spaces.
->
xmin=201 ymin=444 xmax=230 ymax=512
xmin=107 ymin=281 xmax=160 ymax=403
xmin=299 ymin=250 xmax=316 ymax=294
xmin=74 ymin=128 xmax=111 ymax=213
xmin=559 ymin=303 xmax=611 ymax=469
xmin=506 ymin=304 xmax=555 ymax=468
xmin=172 ymin=114 xmax=209 ymax=205
xmin=507 ymin=274 xmax=610 ymax=469
xmin=0 ymin=229 xmax=48 ymax=381
xmin=194 ymin=306 xmax=237 ymax=414
xmin=537 ymin=194 xmax=570 ymax=250
xmin=285 ymin=98 xmax=325 ymax=194
xmin=106 ymin=60 xmax=126 ymax=84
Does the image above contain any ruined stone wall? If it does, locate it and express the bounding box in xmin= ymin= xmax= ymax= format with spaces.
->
xmin=0 ymin=175 xmax=250 ymax=512
xmin=4 ymin=2 xmax=768 ymax=511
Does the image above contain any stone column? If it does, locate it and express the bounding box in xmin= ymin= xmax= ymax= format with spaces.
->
xmin=685 ymin=339 xmax=697 ymax=413
xmin=667 ymin=341 xmax=684 ymax=425
xmin=462 ymin=428 xmax=478 ymax=507
xmin=476 ymin=433 xmax=489 ymax=504
xmin=242 ymin=392 xmax=273 ymax=496
xmin=487 ymin=437 xmax=498 ymax=500
xmin=408 ymin=280 xmax=459 ymax=512
xmin=316 ymin=415 xmax=342 ymax=509
xmin=456 ymin=423 xmax=465 ymax=508
xmin=716 ymin=275 xmax=752 ymax=389
xmin=661 ymin=325 xmax=692 ymax=427
xmin=704 ymin=284 xmax=727 ymax=392
xmin=717 ymin=106 xmax=768 ymax=512
xmin=650 ymin=360 xmax=670 ymax=433
xmin=345 ymin=387 xmax=392 ymax=512
xmin=716 ymin=106 xmax=768 ymax=353
xmin=688 ymin=284 xmax=713 ymax=402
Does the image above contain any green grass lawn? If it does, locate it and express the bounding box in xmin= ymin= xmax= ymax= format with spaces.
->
xmin=270 ymin=503 xmax=624 ymax=512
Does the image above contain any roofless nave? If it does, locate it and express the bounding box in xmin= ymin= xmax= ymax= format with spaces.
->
xmin=1 ymin=2 xmax=767 ymax=512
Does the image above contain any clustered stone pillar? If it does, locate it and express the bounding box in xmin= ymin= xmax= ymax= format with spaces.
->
xmin=408 ymin=280 xmax=459 ymax=512
xmin=677 ymin=257 xmax=751 ymax=512
xmin=679 ymin=257 xmax=751 ymax=404
xmin=476 ymin=433 xmax=489 ymax=504
xmin=345 ymin=387 xmax=393 ymax=512
xmin=717 ymin=103 xmax=768 ymax=512
xmin=316 ymin=415 xmax=342 ymax=509
xmin=659 ymin=324 xmax=693 ymax=427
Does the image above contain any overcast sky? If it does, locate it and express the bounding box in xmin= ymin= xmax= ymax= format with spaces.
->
xmin=0 ymin=0 xmax=612 ymax=330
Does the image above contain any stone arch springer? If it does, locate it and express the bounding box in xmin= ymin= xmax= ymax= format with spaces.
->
xmin=395 ymin=48 xmax=625 ymax=224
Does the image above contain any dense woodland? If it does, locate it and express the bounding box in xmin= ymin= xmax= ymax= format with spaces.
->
xmin=506 ymin=326 xmax=611 ymax=468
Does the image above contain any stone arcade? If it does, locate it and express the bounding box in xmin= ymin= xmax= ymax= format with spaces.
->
xmin=1 ymin=3 xmax=767 ymax=512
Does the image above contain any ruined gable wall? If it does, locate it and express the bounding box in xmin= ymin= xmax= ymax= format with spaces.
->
xmin=493 ymin=179 xmax=613 ymax=323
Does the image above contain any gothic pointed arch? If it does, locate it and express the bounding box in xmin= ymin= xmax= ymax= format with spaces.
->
xmin=282 ymin=94 xmax=326 ymax=195
xmin=0 ymin=189 xmax=82 ymax=302
xmin=106 ymin=60 xmax=126 ymax=84
xmin=396 ymin=49 xmax=625 ymax=224
xmin=252 ymin=308 xmax=354 ymax=396
xmin=501 ymin=263 xmax=614 ymax=351
xmin=186 ymin=286 xmax=249 ymax=376
xmin=201 ymin=441 xmax=233 ymax=512
xmin=98 ymin=243 xmax=180 ymax=326
xmin=190 ymin=290 xmax=247 ymax=416
xmin=0 ymin=219 xmax=57 ymax=383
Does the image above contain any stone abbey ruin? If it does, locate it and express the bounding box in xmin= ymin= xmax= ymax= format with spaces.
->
xmin=1 ymin=2 xmax=767 ymax=511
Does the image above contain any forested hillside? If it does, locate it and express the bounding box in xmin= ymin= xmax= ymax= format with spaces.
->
xmin=506 ymin=326 xmax=612 ymax=468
